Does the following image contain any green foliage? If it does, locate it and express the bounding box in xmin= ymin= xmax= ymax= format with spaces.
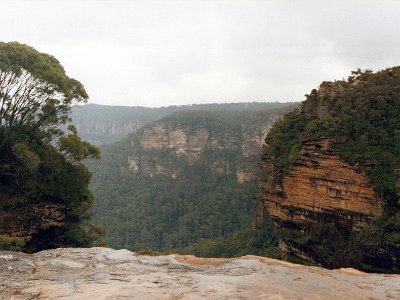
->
xmin=265 ymin=109 xmax=307 ymax=180
xmin=0 ymin=42 xmax=87 ymax=138
xmin=90 ymin=168 xmax=258 ymax=251
xmin=0 ymin=42 xmax=101 ymax=251
xmin=280 ymin=226 xmax=312 ymax=246
xmin=266 ymin=67 xmax=400 ymax=272
xmin=11 ymin=143 xmax=40 ymax=171
xmin=0 ymin=235 xmax=25 ymax=251
xmin=172 ymin=223 xmax=280 ymax=258
xmin=387 ymin=233 xmax=400 ymax=246
xmin=85 ymin=224 xmax=107 ymax=247
xmin=308 ymin=222 xmax=362 ymax=269
xmin=58 ymin=125 xmax=100 ymax=162
xmin=87 ymin=108 xmax=292 ymax=255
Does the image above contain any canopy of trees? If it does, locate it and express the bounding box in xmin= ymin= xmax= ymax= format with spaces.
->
xmin=0 ymin=42 xmax=102 ymax=251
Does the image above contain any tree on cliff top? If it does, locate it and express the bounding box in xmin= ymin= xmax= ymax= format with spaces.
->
xmin=0 ymin=42 xmax=102 ymax=251
xmin=0 ymin=42 xmax=87 ymax=134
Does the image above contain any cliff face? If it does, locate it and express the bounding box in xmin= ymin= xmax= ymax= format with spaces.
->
xmin=0 ymin=204 xmax=65 ymax=252
xmin=74 ymin=119 xmax=145 ymax=145
xmin=260 ymin=137 xmax=384 ymax=261
xmin=128 ymin=115 xmax=278 ymax=182
xmin=259 ymin=68 xmax=400 ymax=272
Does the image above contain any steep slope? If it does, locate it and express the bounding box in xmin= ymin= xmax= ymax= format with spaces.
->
xmin=259 ymin=67 xmax=400 ymax=273
xmin=87 ymin=105 xmax=295 ymax=252
xmin=72 ymin=102 xmax=293 ymax=145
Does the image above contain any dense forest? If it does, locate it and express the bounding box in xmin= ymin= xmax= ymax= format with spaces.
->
xmin=265 ymin=67 xmax=400 ymax=272
xmin=86 ymin=106 xmax=295 ymax=256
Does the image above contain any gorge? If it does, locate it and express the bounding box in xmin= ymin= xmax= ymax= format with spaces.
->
xmin=86 ymin=104 xmax=294 ymax=253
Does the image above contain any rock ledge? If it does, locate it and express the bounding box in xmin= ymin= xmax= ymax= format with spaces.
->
xmin=1 ymin=247 xmax=399 ymax=299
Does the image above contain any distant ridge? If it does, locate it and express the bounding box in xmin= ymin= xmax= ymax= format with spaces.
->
xmin=71 ymin=102 xmax=297 ymax=145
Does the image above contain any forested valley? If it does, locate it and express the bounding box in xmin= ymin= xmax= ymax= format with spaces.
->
xmin=84 ymin=104 xmax=295 ymax=257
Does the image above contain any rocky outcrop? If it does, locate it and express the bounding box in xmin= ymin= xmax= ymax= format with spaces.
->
xmin=128 ymin=116 xmax=279 ymax=182
xmin=252 ymin=198 xmax=267 ymax=228
xmin=260 ymin=136 xmax=385 ymax=262
xmin=259 ymin=69 xmax=400 ymax=271
xmin=140 ymin=123 xmax=230 ymax=157
xmin=1 ymin=247 xmax=399 ymax=299
xmin=0 ymin=204 xmax=65 ymax=250
xmin=261 ymin=137 xmax=383 ymax=227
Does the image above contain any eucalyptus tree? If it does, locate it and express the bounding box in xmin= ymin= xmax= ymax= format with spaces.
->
xmin=0 ymin=42 xmax=99 ymax=160
xmin=0 ymin=42 xmax=102 ymax=251
xmin=0 ymin=42 xmax=86 ymax=135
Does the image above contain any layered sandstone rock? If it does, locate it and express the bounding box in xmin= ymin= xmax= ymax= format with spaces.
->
xmin=260 ymin=137 xmax=384 ymax=261
xmin=141 ymin=123 xmax=170 ymax=150
xmin=129 ymin=117 xmax=279 ymax=181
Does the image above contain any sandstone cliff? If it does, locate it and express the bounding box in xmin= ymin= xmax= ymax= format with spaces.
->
xmin=259 ymin=67 xmax=400 ymax=272
xmin=260 ymin=137 xmax=385 ymax=261
xmin=127 ymin=111 xmax=279 ymax=182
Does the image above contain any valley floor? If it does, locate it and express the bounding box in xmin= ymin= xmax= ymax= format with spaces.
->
xmin=0 ymin=247 xmax=399 ymax=299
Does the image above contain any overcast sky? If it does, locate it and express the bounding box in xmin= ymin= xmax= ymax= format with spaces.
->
xmin=1 ymin=0 xmax=400 ymax=107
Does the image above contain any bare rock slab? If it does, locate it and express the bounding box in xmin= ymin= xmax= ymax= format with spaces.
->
xmin=0 ymin=247 xmax=399 ymax=299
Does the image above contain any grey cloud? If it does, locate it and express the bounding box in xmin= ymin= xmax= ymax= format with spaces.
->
xmin=1 ymin=0 xmax=399 ymax=107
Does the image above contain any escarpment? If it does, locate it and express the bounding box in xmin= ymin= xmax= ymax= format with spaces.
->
xmin=127 ymin=112 xmax=280 ymax=182
xmin=71 ymin=103 xmax=295 ymax=145
xmin=260 ymin=137 xmax=385 ymax=263
xmin=261 ymin=137 xmax=384 ymax=230
xmin=259 ymin=67 xmax=400 ymax=273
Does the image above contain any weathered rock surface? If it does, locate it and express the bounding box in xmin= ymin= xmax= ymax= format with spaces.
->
xmin=261 ymin=137 xmax=384 ymax=228
xmin=129 ymin=115 xmax=279 ymax=182
xmin=260 ymin=136 xmax=385 ymax=261
xmin=0 ymin=247 xmax=399 ymax=299
xmin=0 ymin=204 xmax=65 ymax=250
